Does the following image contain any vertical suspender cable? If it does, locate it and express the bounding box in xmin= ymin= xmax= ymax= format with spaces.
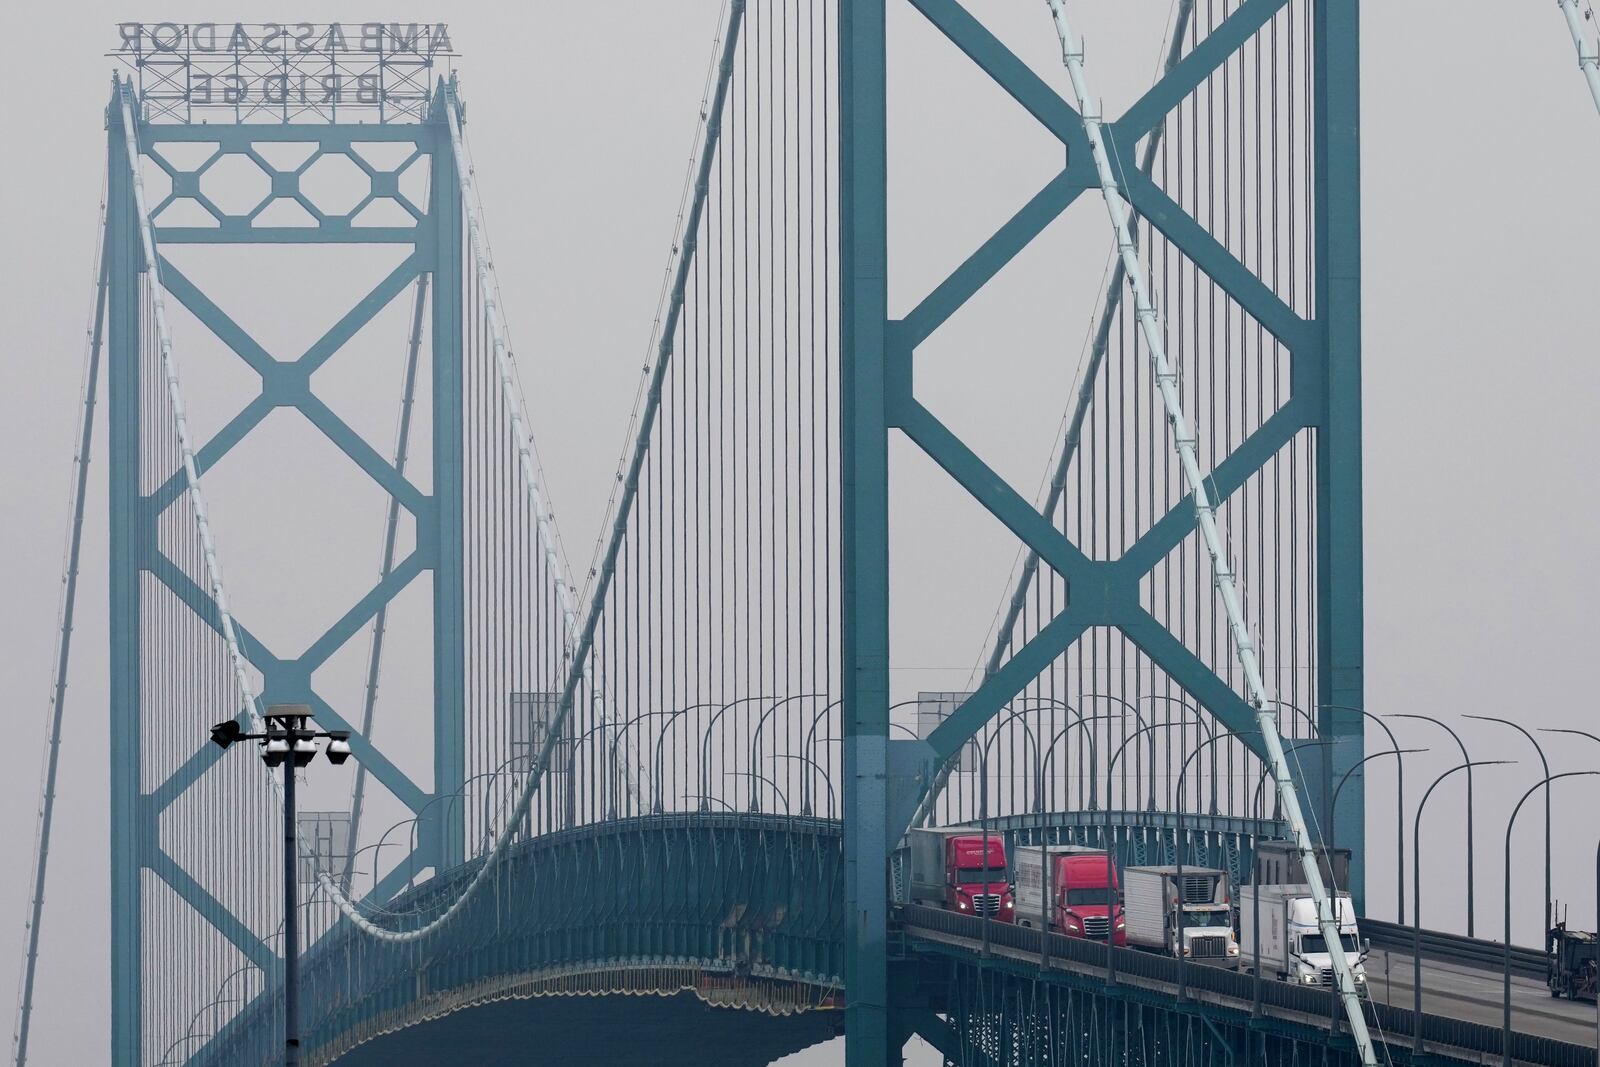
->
xmin=1040 ymin=7 xmax=1379 ymax=1064
xmin=11 ymin=204 xmax=109 ymax=1067
xmin=440 ymin=100 xmax=606 ymax=799
xmin=343 ymin=274 xmax=429 ymax=889
xmin=984 ymin=0 xmax=1196 ymax=680
xmin=1557 ymin=0 xmax=1600 ymax=119
xmin=115 ymin=81 xmax=266 ymax=759
xmin=300 ymin=2 xmax=747 ymax=941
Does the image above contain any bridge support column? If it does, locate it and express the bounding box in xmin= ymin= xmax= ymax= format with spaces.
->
xmin=106 ymin=94 xmax=144 ymax=1067
xmin=1312 ymin=0 xmax=1365 ymax=913
xmin=429 ymin=88 xmax=467 ymax=870
xmin=840 ymin=1 xmax=898 ymax=1064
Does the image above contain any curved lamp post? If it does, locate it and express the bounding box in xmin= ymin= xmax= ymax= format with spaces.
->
xmin=608 ymin=707 xmax=674 ymax=819
xmin=1175 ymin=731 xmax=1233 ymax=1003
xmin=999 ymin=696 xmax=1083 ymax=814
xmin=1039 ymin=712 xmax=1109 ymax=814
xmin=749 ymin=693 xmax=827 ymax=787
xmin=1392 ymin=713 xmax=1480 ymax=935
xmin=1101 ymin=722 xmax=1179 ymax=988
xmin=1412 ymin=760 xmax=1511 ymax=1053
xmin=1467 ymin=714 xmax=1553 ymax=966
xmin=976 ymin=706 xmax=1042 ymax=819
xmin=772 ymin=752 xmax=836 ymax=816
xmin=652 ymin=701 xmax=723 ymax=813
xmin=1500 ymin=771 xmax=1600 ymax=1067
xmin=1142 ymin=693 xmax=1219 ymax=814
xmin=1539 ymin=727 xmax=1600 ymax=1060
xmin=1078 ymin=693 xmax=1156 ymax=811
xmin=1251 ymin=739 xmax=1333 ymax=1019
xmin=695 ymin=696 xmax=777 ymax=811
xmin=1277 ymin=701 xmax=1405 ymax=919
xmin=1331 ymin=745 xmax=1427 ymax=919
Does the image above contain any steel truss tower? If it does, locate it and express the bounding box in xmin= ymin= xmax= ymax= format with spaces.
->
xmin=838 ymin=1 xmax=1363 ymax=1061
xmin=105 ymin=77 xmax=468 ymax=1065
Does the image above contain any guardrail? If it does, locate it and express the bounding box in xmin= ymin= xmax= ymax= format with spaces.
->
xmin=1363 ymin=917 xmax=1547 ymax=982
xmin=900 ymin=905 xmax=1592 ymax=1067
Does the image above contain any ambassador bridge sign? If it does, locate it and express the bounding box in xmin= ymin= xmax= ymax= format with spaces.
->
xmin=111 ymin=22 xmax=458 ymax=123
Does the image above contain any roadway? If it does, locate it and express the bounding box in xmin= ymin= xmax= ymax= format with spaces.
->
xmin=902 ymin=907 xmax=1598 ymax=1066
xmin=1363 ymin=947 xmax=1598 ymax=1050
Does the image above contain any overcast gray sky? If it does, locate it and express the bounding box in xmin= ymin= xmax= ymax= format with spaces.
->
xmin=4 ymin=3 xmax=1600 ymax=1064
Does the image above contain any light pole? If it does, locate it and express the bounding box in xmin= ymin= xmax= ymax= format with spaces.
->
xmin=1252 ymin=740 xmax=1333 ymax=1019
xmin=772 ymin=753 xmax=836 ymax=816
xmin=1412 ymin=760 xmax=1510 ymax=1053
xmin=1468 ymin=714 xmax=1554 ymax=970
xmin=1279 ymin=701 xmax=1406 ymax=918
xmin=1141 ymin=693 xmax=1218 ymax=814
xmin=749 ymin=693 xmax=826 ymax=793
xmin=1038 ymin=712 xmax=1108 ymax=813
xmin=1077 ymin=693 xmax=1155 ymax=810
xmin=1332 ymin=747 xmax=1425 ymax=836
xmin=1500 ymin=772 xmax=1599 ymax=1067
xmin=653 ymin=701 xmax=722 ymax=813
xmin=1393 ymin=713 xmax=1480 ymax=935
xmin=1331 ymin=746 xmax=1427 ymax=905
xmin=996 ymin=696 xmax=1082 ymax=813
xmin=209 ymin=704 xmax=353 ymax=1067
xmin=699 ymin=696 xmax=778 ymax=809
xmin=1175 ymin=732 xmax=1232 ymax=1003
xmin=1101 ymin=722 xmax=1173 ymax=988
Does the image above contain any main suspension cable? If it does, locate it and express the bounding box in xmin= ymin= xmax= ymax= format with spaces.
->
xmin=1557 ymin=0 xmax=1600 ymax=119
xmin=11 ymin=175 xmax=109 ymax=1067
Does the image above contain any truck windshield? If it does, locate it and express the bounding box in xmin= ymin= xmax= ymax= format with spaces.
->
xmin=1181 ymin=911 xmax=1233 ymax=928
xmin=1301 ymin=933 xmax=1361 ymax=954
xmin=1065 ymin=888 xmax=1114 ymax=905
xmin=957 ymin=867 xmax=1008 ymax=883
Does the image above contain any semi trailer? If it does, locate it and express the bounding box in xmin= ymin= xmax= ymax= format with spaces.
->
xmin=1238 ymin=884 xmax=1368 ymax=993
xmin=1549 ymin=923 xmax=1599 ymax=1001
xmin=1121 ymin=865 xmax=1240 ymax=966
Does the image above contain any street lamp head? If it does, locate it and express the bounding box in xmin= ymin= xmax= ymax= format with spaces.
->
xmin=291 ymin=738 xmax=318 ymax=768
xmin=261 ymin=736 xmax=290 ymax=768
xmin=209 ymin=719 xmax=242 ymax=750
xmin=325 ymin=733 xmax=352 ymax=765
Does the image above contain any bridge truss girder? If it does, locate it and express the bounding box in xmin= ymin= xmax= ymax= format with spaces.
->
xmin=838 ymin=0 xmax=1362 ymax=1062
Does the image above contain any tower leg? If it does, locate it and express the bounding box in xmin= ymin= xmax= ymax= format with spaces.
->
xmin=106 ymin=93 xmax=144 ymax=1067
xmin=1312 ymin=0 xmax=1365 ymax=912
xmin=840 ymin=1 xmax=895 ymax=1063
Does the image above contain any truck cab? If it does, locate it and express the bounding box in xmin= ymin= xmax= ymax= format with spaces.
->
xmin=1239 ymin=884 xmax=1367 ymax=992
xmin=944 ymin=834 xmax=1015 ymax=921
xmin=906 ymin=827 xmax=1016 ymax=922
xmin=1122 ymin=865 xmax=1242 ymax=966
xmin=1015 ymin=846 xmax=1126 ymax=945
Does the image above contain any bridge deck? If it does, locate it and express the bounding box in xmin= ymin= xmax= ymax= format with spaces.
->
xmin=902 ymin=906 xmax=1597 ymax=1067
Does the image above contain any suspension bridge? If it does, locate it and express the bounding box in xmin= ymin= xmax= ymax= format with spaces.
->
xmin=10 ymin=2 xmax=1600 ymax=1065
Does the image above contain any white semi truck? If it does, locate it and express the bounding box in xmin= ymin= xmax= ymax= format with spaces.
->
xmin=1238 ymin=884 xmax=1368 ymax=993
xmin=1121 ymin=865 xmax=1240 ymax=966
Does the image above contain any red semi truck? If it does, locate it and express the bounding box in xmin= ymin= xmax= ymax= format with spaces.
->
xmin=1013 ymin=845 xmax=1126 ymax=945
xmin=906 ymin=827 xmax=1016 ymax=921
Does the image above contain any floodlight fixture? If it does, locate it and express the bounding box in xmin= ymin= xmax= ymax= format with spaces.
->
xmin=209 ymin=719 xmax=243 ymax=750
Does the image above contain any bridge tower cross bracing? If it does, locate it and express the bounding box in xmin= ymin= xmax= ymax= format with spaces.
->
xmin=103 ymin=74 xmax=472 ymax=1065
xmin=837 ymin=1 xmax=1364 ymax=1061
